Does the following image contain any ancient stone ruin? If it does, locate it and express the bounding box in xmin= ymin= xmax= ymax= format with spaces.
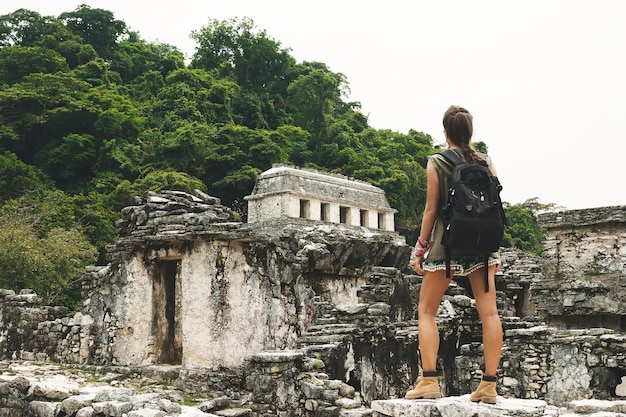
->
xmin=1 ymin=165 xmax=626 ymax=417
xmin=245 ymin=165 xmax=396 ymax=231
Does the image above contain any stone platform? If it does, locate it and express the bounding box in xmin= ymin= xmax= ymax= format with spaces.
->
xmin=371 ymin=396 xmax=626 ymax=417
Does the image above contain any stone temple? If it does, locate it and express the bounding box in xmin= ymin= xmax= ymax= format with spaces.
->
xmin=245 ymin=164 xmax=396 ymax=231
xmin=1 ymin=165 xmax=626 ymax=417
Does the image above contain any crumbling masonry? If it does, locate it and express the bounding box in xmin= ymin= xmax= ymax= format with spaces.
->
xmin=1 ymin=165 xmax=626 ymax=416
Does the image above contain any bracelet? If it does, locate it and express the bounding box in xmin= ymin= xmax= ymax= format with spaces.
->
xmin=414 ymin=237 xmax=433 ymax=257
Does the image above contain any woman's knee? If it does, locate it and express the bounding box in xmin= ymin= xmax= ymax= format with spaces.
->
xmin=417 ymin=303 xmax=438 ymax=319
xmin=474 ymin=298 xmax=499 ymax=320
xmin=478 ymin=308 xmax=500 ymax=323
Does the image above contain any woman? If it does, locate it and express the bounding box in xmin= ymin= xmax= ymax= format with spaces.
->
xmin=405 ymin=105 xmax=502 ymax=403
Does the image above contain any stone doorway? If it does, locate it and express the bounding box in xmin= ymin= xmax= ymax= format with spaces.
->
xmin=152 ymin=259 xmax=183 ymax=364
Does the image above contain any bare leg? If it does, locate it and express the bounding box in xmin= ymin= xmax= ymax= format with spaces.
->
xmin=417 ymin=269 xmax=452 ymax=371
xmin=468 ymin=265 xmax=502 ymax=376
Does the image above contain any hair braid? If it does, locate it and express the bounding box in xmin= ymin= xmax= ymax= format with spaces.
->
xmin=463 ymin=145 xmax=488 ymax=167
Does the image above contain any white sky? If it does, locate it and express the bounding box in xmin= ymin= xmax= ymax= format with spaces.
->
xmin=3 ymin=0 xmax=626 ymax=210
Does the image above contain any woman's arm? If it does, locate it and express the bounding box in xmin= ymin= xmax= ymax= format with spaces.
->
xmin=414 ymin=159 xmax=440 ymax=275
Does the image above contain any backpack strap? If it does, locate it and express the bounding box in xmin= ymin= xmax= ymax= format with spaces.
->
xmin=483 ymin=255 xmax=489 ymax=292
xmin=441 ymin=149 xmax=461 ymax=280
xmin=445 ymin=246 xmax=452 ymax=278
xmin=439 ymin=149 xmax=466 ymax=167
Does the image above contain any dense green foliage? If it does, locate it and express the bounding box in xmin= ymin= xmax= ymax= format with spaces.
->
xmin=501 ymin=201 xmax=545 ymax=256
xmin=0 ymin=6 xmax=544 ymax=308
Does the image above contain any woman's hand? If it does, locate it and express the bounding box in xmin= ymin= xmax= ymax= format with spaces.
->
xmin=413 ymin=237 xmax=432 ymax=276
xmin=414 ymin=255 xmax=425 ymax=275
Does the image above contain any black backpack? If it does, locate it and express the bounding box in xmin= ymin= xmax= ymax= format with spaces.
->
xmin=439 ymin=149 xmax=506 ymax=292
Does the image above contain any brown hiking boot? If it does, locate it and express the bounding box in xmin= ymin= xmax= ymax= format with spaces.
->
xmin=405 ymin=371 xmax=441 ymax=399
xmin=470 ymin=374 xmax=497 ymax=404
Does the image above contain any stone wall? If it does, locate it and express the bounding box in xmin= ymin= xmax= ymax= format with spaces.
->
xmin=539 ymin=205 xmax=626 ymax=278
xmin=0 ymin=289 xmax=90 ymax=364
xmin=536 ymin=206 xmax=626 ymax=331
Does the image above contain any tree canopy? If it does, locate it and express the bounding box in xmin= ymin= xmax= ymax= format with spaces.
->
xmin=0 ymin=6 xmax=544 ymax=309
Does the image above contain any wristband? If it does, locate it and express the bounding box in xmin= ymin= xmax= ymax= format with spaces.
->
xmin=414 ymin=237 xmax=433 ymax=257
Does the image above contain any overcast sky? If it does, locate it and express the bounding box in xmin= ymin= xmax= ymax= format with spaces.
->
xmin=3 ymin=1 xmax=626 ymax=210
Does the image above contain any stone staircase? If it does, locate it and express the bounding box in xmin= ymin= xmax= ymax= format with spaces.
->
xmin=297 ymin=266 xmax=402 ymax=372
xmin=288 ymin=267 xmax=400 ymax=417
xmin=289 ymin=266 xmax=406 ymax=416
